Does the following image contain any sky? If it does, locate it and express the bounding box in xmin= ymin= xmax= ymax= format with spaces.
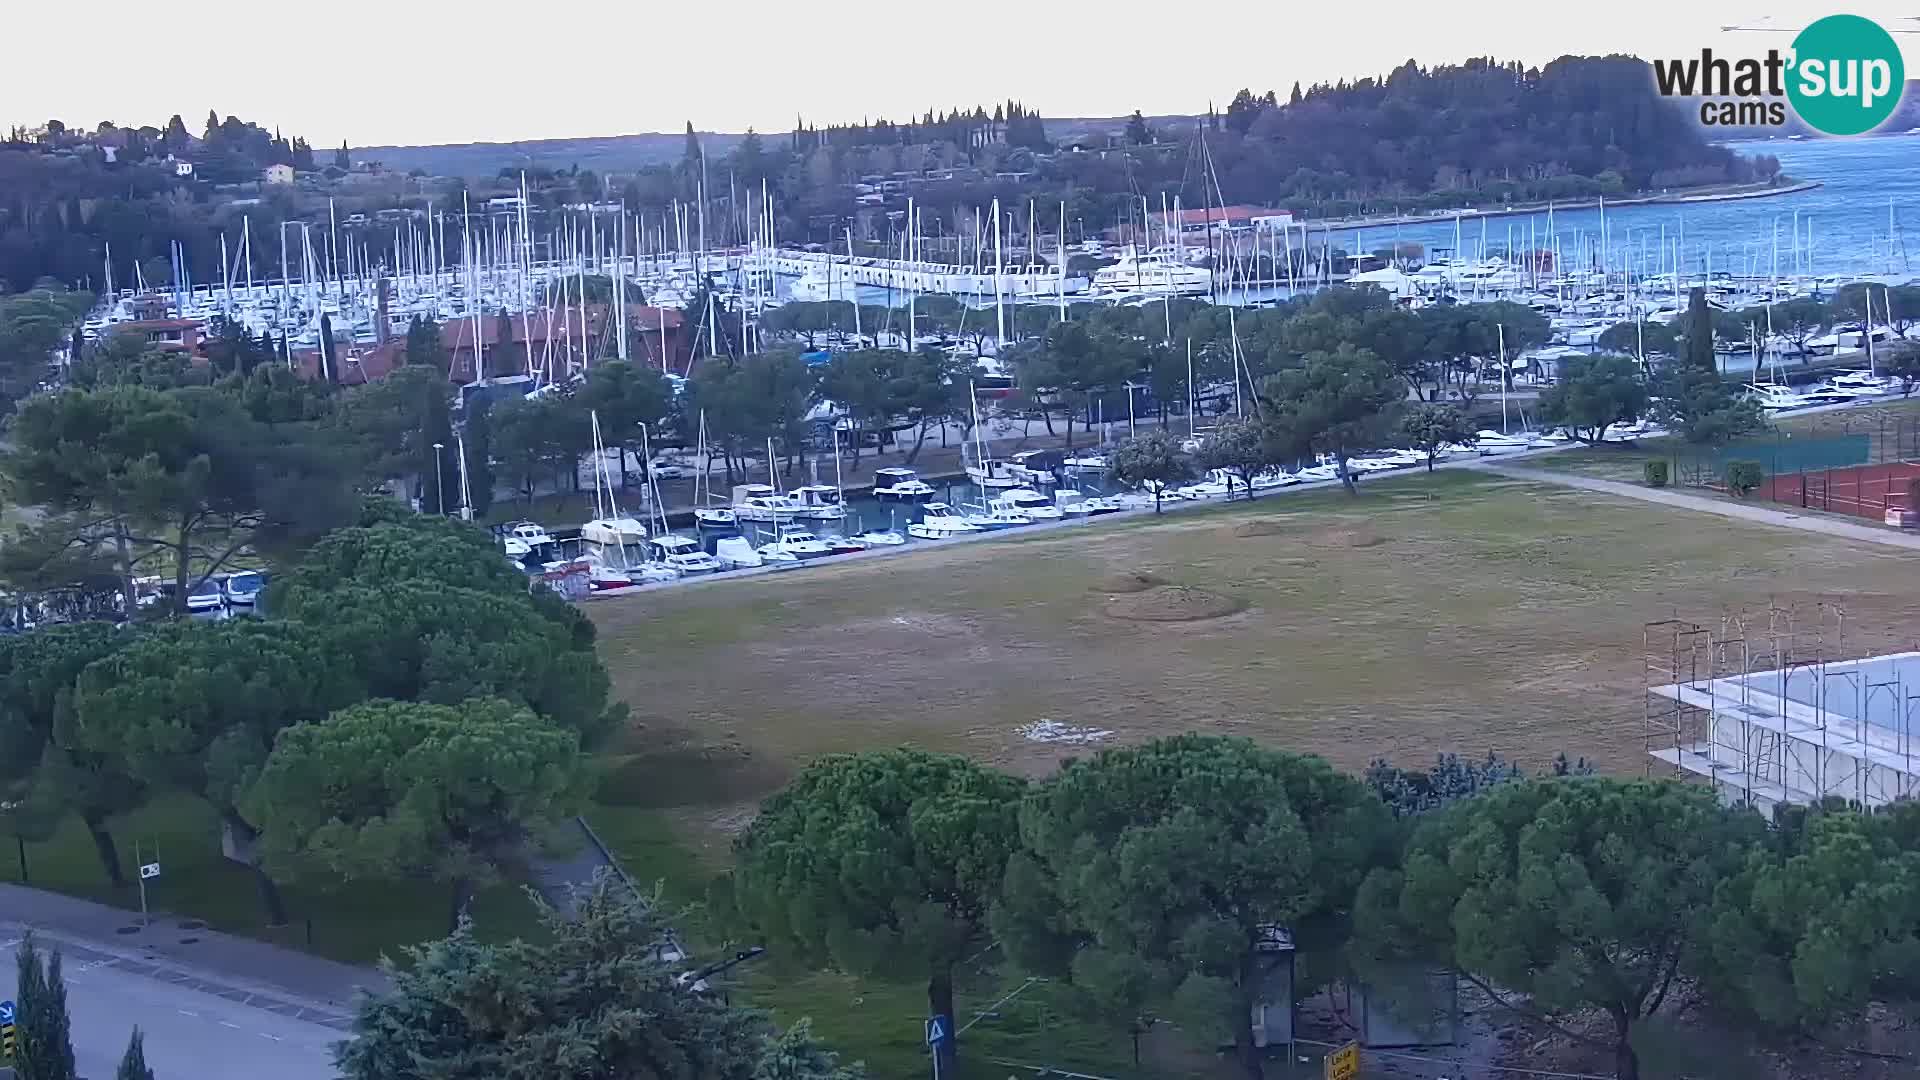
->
xmin=6 ymin=1 xmax=1919 ymax=148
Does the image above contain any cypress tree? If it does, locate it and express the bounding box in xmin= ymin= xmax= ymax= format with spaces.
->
xmin=116 ymin=1027 xmax=155 ymax=1080
xmin=15 ymin=936 xmax=77 ymax=1080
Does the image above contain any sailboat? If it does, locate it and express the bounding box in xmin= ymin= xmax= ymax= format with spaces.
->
xmin=962 ymin=382 xmax=1020 ymax=488
xmin=690 ymin=411 xmax=737 ymax=530
xmin=579 ymin=410 xmax=660 ymax=590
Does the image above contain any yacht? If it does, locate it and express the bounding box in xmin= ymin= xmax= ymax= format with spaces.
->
xmin=787 ymin=485 xmax=848 ymax=520
xmin=582 ymin=516 xmax=651 ymax=569
xmin=713 ymin=536 xmax=764 ymax=569
xmin=1091 ymin=248 xmax=1213 ymax=297
xmin=994 ymin=491 xmax=1063 ymax=521
xmin=965 ymin=459 xmax=1023 ymax=489
xmin=758 ymin=529 xmax=834 ymax=560
xmin=503 ymin=521 xmax=554 ymax=549
xmin=1829 ymin=370 xmax=1897 ymax=394
xmin=732 ymin=484 xmax=804 ymax=522
xmin=961 ymin=504 xmax=1031 ymax=530
xmin=906 ymin=503 xmax=982 ymax=540
xmin=665 ymin=550 xmax=725 ymax=575
xmin=873 ymin=467 xmax=936 ymax=501
xmin=1746 ymin=384 xmax=1815 ymax=411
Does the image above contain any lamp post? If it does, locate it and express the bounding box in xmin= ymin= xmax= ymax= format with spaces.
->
xmin=431 ymin=442 xmax=445 ymax=515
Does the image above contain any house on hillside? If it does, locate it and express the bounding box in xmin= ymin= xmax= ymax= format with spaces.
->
xmin=442 ymin=305 xmax=688 ymax=383
xmin=263 ymin=163 xmax=295 ymax=185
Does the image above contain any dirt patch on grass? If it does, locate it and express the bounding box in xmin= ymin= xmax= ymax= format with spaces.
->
xmin=1103 ymin=585 xmax=1247 ymax=622
xmin=1092 ymin=570 xmax=1166 ymax=594
xmin=1230 ymin=520 xmax=1295 ymax=538
xmin=1310 ymin=526 xmax=1385 ymax=548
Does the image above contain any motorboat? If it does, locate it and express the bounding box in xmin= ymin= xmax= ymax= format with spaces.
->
xmin=961 ymin=505 xmax=1031 ymax=530
xmin=1081 ymin=497 xmax=1126 ymax=516
xmin=1294 ymin=464 xmax=1339 ymax=482
xmin=787 ymin=485 xmax=847 ymax=520
xmin=1829 ymin=369 xmax=1897 ymax=394
xmin=1472 ymin=430 xmax=1532 ymax=449
xmin=1746 ymin=383 xmax=1815 ymax=410
xmin=965 ymin=458 xmax=1023 ymax=489
xmin=1090 ymin=248 xmax=1213 ymax=297
xmin=731 ymin=485 xmax=803 ymax=522
xmin=994 ymin=492 xmax=1062 ymax=521
xmin=713 ymin=536 xmax=764 ymax=569
xmin=1250 ymin=469 xmax=1300 ymax=490
xmin=853 ymin=529 xmax=907 ymax=546
xmin=906 ymin=503 xmax=982 ymax=540
xmin=503 ymin=535 xmax=532 ymax=560
xmin=694 ymin=507 xmax=738 ymax=530
xmin=222 ymin=570 xmax=265 ymax=606
xmin=825 ymin=537 xmax=870 ymax=556
xmin=758 ymin=529 xmax=834 ymax=560
xmin=647 ymin=534 xmax=705 ymax=562
xmin=504 ymin=521 xmax=555 ymax=549
xmin=630 ymin=563 xmax=681 ymax=585
xmin=873 ymin=467 xmax=936 ymax=501
xmin=665 ymin=551 xmax=725 ymax=575
xmin=1062 ymin=453 xmax=1110 ymax=472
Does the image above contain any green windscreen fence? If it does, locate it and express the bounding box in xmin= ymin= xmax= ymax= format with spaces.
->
xmin=1687 ymin=434 xmax=1872 ymax=477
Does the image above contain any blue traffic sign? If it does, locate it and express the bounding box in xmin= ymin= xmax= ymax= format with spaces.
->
xmin=925 ymin=1015 xmax=951 ymax=1046
xmin=0 ymin=999 xmax=13 ymax=1024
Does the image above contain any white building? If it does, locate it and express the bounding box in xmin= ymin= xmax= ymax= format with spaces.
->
xmin=263 ymin=163 xmax=295 ymax=185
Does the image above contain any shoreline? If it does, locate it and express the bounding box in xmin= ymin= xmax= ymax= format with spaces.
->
xmin=1312 ymin=179 xmax=1824 ymax=232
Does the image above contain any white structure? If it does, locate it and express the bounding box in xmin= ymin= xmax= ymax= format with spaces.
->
xmin=1646 ymin=610 xmax=1920 ymax=815
xmin=263 ymin=163 xmax=295 ymax=185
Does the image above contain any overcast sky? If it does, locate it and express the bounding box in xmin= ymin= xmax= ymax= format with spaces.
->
xmin=7 ymin=2 xmax=1917 ymax=148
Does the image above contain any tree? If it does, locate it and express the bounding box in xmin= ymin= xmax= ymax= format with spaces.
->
xmin=1652 ymin=363 xmax=1764 ymax=445
xmin=1596 ymin=320 xmax=1676 ymax=361
xmin=579 ymin=360 xmax=672 ymax=486
xmin=1259 ymin=344 xmax=1402 ymax=493
xmin=1701 ymin=802 xmax=1920 ymax=1032
xmin=1769 ymin=297 xmax=1829 ymax=357
xmin=1011 ymin=322 xmax=1141 ymax=447
xmin=727 ymin=750 xmax=1023 ymax=1076
xmin=1538 ymin=355 xmax=1649 ymax=443
xmin=116 ymin=1028 xmax=154 ymax=1080
xmin=70 ymin=620 xmax=362 ymax=925
xmin=0 ymin=624 xmax=141 ymax=887
xmin=1398 ymin=402 xmax=1471 ymax=471
xmin=1195 ymin=415 xmax=1276 ymax=498
xmin=1106 ymin=430 xmax=1192 ymax=512
xmin=1124 ymin=110 xmax=1153 ymax=146
xmin=14 ymin=935 xmax=77 ymax=1080
xmin=333 ymin=140 xmax=350 ymax=170
xmin=247 ymin=698 xmax=584 ymax=931
xmin=337 ymin=878 xmax=861 ymax=1080
xmin=995 ymin=735 xmax=1395 ymax=1080
xmin=403 ymin=316 xmax=446 ymax=371
xmin=1355 ymin=777 xmax=1757 ymax=1080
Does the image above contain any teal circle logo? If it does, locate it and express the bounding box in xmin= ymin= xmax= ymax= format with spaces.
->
xmin=1786 ymin=15 xmax=1906 ymax=136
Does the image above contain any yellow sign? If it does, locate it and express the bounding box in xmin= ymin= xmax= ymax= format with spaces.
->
xmin=2 ymin=1021 xmax=14 ymax=1059
xmin=1325 ymin=1040 xmax=1359 ymax=1080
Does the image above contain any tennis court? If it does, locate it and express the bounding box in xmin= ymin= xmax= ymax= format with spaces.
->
xmin=1756 ymin=461 xmax=1920 ymax=522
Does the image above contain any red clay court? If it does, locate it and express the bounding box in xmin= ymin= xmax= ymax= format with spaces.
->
xmin=1756 ymin=461 xmax=1920 ymax=523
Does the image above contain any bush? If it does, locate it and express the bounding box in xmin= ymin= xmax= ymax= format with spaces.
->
xmin=1724 ymin=460 xmax=1764 ymax=497
xmin=1643 ymin=460 xmax=1669 ymax=488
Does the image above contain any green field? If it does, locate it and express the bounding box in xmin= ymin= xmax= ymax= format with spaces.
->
xmin=14 ymin=467 xmax=1920 ymax=1078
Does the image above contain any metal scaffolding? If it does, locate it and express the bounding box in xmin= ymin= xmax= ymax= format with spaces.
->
xmin=1643 ymin=604 xmax=1920 ymax=814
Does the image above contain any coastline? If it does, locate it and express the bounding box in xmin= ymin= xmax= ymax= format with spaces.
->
xmin=1312 ymin=179 xmax=1824 ymax=232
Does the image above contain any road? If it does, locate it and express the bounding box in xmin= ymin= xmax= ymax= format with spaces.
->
xmin=2 ymin=930 xmax=342 ymax=1080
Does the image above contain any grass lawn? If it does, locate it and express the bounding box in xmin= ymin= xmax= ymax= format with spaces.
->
xmin=584 ymin=467 xmax=1920 ymax=1076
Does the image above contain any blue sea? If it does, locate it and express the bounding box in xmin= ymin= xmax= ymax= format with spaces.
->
xmin=1336 ymin=136 xmax=1920 ymax=279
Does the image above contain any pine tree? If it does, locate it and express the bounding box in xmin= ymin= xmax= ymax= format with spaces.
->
xmin=15 ymin=936 xmax=77 ymax=1080
xmin=334 ymin=140 xmax=350 ymax=170
xmin=115 ymin=1028 xmax=154 ymax=1080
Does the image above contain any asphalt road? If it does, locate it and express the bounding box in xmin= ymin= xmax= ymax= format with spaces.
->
xmin=1 ymin=932 xmax=340 ymax=1080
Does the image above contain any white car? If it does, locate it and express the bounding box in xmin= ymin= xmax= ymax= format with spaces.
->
xmin=223 ymin=570 xmax=265 ymax=605
xmin=186 ymin=579 xmax=225 ymax=612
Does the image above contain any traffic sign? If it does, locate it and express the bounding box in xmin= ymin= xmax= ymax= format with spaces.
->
xmin=924 ymin=1015 xmax=950 ymax=1046
xmin=0 ymin=1000 xmax=12 ymax=1024
xmin=140 ymin=862 xmax=161 ymax=880
xmin=1325 ymin=1039 xmax=1360 ymax=1080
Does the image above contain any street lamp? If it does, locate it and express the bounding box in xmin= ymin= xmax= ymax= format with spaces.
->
xmin=431 ymin=442 xmax=445 ymax=516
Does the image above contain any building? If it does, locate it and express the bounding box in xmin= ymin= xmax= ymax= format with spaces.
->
xmin=1152 ymin=205 xmax=1295 ymax=237
xmin=112 ymin=318 xmax=204 ymax=354
xmin=263 ymin=163 xmax=295 ymax=185
xmin=442 ymin=305 xmax=688 ymax=383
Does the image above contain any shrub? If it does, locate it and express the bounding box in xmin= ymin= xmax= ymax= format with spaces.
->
xmin=1724 ymin=460 xmax=1764 ymax=497
xmin=1643 ymin=460 xmax=1669 ymax=488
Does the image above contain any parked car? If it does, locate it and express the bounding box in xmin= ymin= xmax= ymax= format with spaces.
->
xmin=223 ymin=570 xmax=266 ymax=606
xmin=185 ymin=578 xmax=225 ymax=613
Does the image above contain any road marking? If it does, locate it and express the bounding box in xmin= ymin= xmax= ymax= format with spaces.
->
xmin=176 ymin=1009 xmax=199 ymax=1018
xmin=257 ymin=1032 xmax=282 ymax=1042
